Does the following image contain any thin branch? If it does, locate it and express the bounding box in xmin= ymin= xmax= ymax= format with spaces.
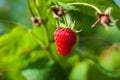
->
xmin=67 ymin=2 xmax=102 ymax=14
xmin=33 ymin=0 xmax=42 ymax=17
xmin=27 ymin=0 xmax=35 ymax=17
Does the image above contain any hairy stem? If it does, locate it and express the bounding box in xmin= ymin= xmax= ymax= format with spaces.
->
xmin=27 ymin=0 xmax=56 ymax=61
xmin=27 ymin=0 xmax=35 ymax=17
xmin=43 ymin=23 xmax=57 ymax=61
xmin=67 ymin=2 xmax=102 ymax=14
xmin=33 ymin=0 xmax=42 ymax=17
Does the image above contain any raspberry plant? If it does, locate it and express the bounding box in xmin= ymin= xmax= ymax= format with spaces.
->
xmin=0 ymin=0 xmax=120 ymax=80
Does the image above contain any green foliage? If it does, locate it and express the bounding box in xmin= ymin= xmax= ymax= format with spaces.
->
xmin=0 ymin=0 xmax=120 ymax=80
xmin=22 ymin=58 xmax=68 ymax=80
xmin=57 ymin=2 xmax=80 ymax=11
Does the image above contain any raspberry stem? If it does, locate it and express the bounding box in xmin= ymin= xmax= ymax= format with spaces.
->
xmin=43 ymin=21 xmax=58 ymax=61
xmin=27 ymin=0 xmax=35 ymax=17
xmin=67 ymin=2 xmax=102 ymax=14
xmin=28 ymin=0 xmax=58 ymax=61
xmin=33 ymin=0 xmax=42 ymax=18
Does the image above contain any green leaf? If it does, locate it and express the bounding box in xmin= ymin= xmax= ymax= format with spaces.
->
xmin=3 ymin=70 xmax=26 ymax=80
xmin=96 ymin=26 xmax=120 ymax=43
xmin=32 ymin=26 xmax=49 ymax=48
xmin=99 ymin=45 xmax=120 ymax=72
xmin=35 ymin=0 xmax=49 ymax=18
xmin=22 ymin=58 xmax=68 ymax=80
xmin=0 ymin=26 xmax=40 ymax=70
xmin=28 ymin=49 xmax=49 ymax=63
xmin=57 ymin=2 xmax=80 ymax=11
xmin=87 ymin=64 xmax=120 ymax=80
xmin=0 ymin=27 xmax=28 ymax=69
xmin=69 ymin=61 xmax=89 ymax=80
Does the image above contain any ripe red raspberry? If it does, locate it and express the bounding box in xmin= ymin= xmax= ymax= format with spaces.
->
xmin=54 ymin=28 xmax=77 ymax=56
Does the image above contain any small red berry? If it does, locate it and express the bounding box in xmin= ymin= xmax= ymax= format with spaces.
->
xmin=54 ymin=28 xmax=77 ymax=56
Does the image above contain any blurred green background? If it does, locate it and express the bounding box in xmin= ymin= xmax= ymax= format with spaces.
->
xmin=0 ymin=0 xmax=120 ymax=80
